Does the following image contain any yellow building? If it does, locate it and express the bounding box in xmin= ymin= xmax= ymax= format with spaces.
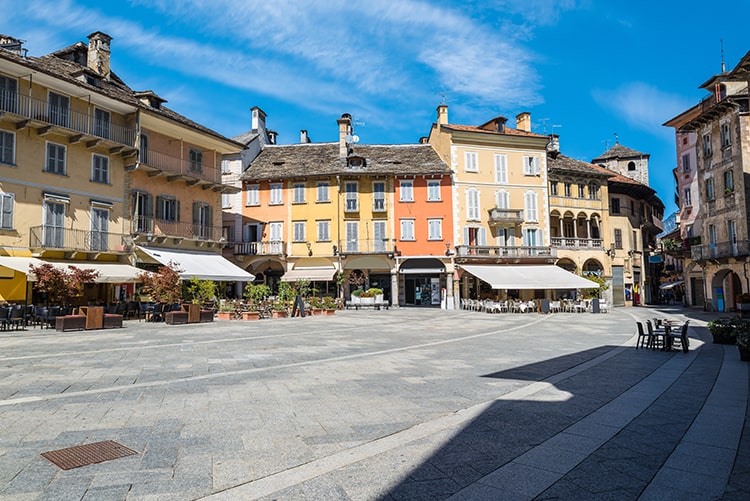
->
xmin=0 ymin=32 xmax=249 ymax=304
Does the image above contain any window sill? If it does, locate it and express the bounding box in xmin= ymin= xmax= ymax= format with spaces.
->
xmin=426 ymin=199 xmax=442 ymax=203
xmin=245 ymin=203 xmax=260 ymax=207
xmin=0 ymin=162 xmax=16 ymax=168
xmin=316 ymin=200 xmax=331 ymax=204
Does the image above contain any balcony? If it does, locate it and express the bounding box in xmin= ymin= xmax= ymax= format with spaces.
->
xmin=551 ymin=237 xmax=604 ymax=249
xmin=488 ymin=208 xmax=524 ymax=226
xmin=691 ymin=240 xmax=750 ymax=260
xmin=131 ymin=216 xmax=225 ymax=243
xmin=455 ymin=245 xmax=556 ymax=260
xmin=342 ymin=239 xmax=395 ymax=255
xmin=0 ymin=91 xmax=136 ymax=149
xmin=29 ymin=226 xmax=132 ymax=254
xmin=135 ymin=150 xmax=237 ymax=193
xmin=233 ymin=241 xmax=287 ymax=256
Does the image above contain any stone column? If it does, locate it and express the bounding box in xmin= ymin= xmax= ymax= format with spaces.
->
xmin=391 ymin=272 xmax=399 ymax=307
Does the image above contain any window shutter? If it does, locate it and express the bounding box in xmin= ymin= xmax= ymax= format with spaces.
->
xmin=207 ymin=206 xmax=213 ymax=227
xmin=176 ymin=200 xmax=180 ymax=222
xmin=463 ymin=227 xmax=469 ymax=246
xmin=534 ymin=157 xmax=541 ymax=175
xmin=192 ymin=202 xmax=199 ymax=224
xmin=478 ymin=228 xmax=487 ymax=246
xmin=145 ymin=194 xmax=154 ymax=217
xmin=495 ymin=154 xmax=508 ymax=183
xmin=1 ymin=193 xmax=13 ymax=229
xmin=155 ymin=196 xmax=163 ymax=219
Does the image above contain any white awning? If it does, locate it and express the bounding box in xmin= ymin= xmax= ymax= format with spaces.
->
xmin=660 ymin=280 xmax=684 ymax=290
xmin=460 ymin=264 xmax=599 ymax=290
xmin=281 ymin=267 xmax=337 ymax=282
xmin=0 ymin=256 xmax=45 ymax=277
xmin=138 ymin=246 xmax=254 ymax=281
xmin=44 ymin=261 xmax=144 ymax=283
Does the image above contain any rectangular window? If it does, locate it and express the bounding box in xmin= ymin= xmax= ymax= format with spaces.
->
xmin=317 ymin=181 xmax=329 ymax=202
xmin=400 ymin=219 xmax=415 ymax=241
xmin=494 ymin=154 xmax=508 ymax=184
xmin=683 ymin=188 xmax=691 ymax=207
xmin=293 ymin=221 xmax=306 ymax=242
xmin=293 ymin=183 xmax=306 ymax=204
xmin=614 ymin=229 xmax=623 ymax=249
xmin=156 ymin=196 xmax=178 ymax=222
xmin=0 ymin=75 xmax=18 ymax=114
xmin=702 ymin=133 xmax=712 ymax=157
xmin=427 ymin=180 xmax=441 ymax=201
xmin=721 ymin=123 xmax=731 ymax=147
xmin=611 ymin=197 xmax=620 ymax=214
xmin=578 ymin=184 xmax=585 ymax=198
xmin=222 ymin=192 xmax=231 ymax=209
xmin=464 ymin=151 xmax=478 ymax=172
xmin=43 ymin=200 xmax=66 ymax=248
xmin=0 ymin=130 xmax=14 ymax=165
xmin=48 ymin=92 xmax=69 ymax=128
xmin=0 ymin=192 xmax=13 ymax=229
xmin=345 ymin=182 xmax=358 ymax=211
xmin=317 ymin=220 xmax=330 ymax=242
xmin=564 ymin=182 xmax=571 ymax=197
xmin=682 ymin=153 xmax=690 ymax=172
xmin=373 ymin=220 xmax=387 ymax=252
xmin=246 ymin=184 xmax=260 ymax=205
xmin=189 ymin=148 xmax=203 ymax=173
xmin=522 ymin=228 xmax=541 ymax=247
xmin=269 ymin=183 xmax=283 ymax=205
xmin=524 ymin=191 xmax=538 ymax=222
xmin=428 ymin=219 xmax=442 ymax=240
xmin=94 ymin=108 xmax=110 ymax=139
xmin=550 ymin=181 xmax=558 ymax=196
xmin=192 ymin=202 xmax=212 ymax=239
xmin=346 ymin=221 xmax=359 ymax=252
xmin=399 ymin=180 xmax=413 ymax=202
xmin=91 ymin=154 xmax=109 ymax=184
xmin=523 ymin=156 xmax=540 ymax=175
xmin=140 ymin=133 xmax=149 ymax=164
xmin=496 ymin=189 xmax=509 ymax=209
xmin=706 ymin=178 xmax=715 ymax=200
xmin=466 ymin=189 xmax=480 ymax=221
xmin=90 ymin=207 xmax=109 ymax=251
xmin=45 ymin=142 xmax=66 ymax=174
xmin=588 ymin=183 xmax=600 ymax=200
xmin=373 ymin=181 xmax=386 ymax=210
xmin=724 ymin=170 xmax=734 ymax=192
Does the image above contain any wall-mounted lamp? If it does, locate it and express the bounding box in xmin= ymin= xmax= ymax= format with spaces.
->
xmin=306 ymin=241 xmax=313 ymax=257
xmin=332 ymin=245 xmax=338 ymax=256
xmin=605 ymin=247 xmax=615 ymax=258
xmin=445 ymin=242 xmax=454 ymax=256
xmin=386 ymin=253 xmax=394 ymax=259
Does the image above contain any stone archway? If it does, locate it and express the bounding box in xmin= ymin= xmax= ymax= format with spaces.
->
xmin=711 ymin=269 xmax=742 ymax=312
xmin=582 ymin=259 xmax=604 ymax=276
xmin=556 ymin=258 xmax=577 ymax=274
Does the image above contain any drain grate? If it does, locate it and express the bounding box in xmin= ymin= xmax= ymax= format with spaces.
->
xmin=41 ymin=440 xmax=138 ymax=470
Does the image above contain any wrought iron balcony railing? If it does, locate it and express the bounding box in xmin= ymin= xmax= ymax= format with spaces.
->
xmin=0 ymin=90 xmax=136 ymax=146
xmin=29 ymin=226 xmax=131 ymax=253
xmin=691 ymin=240 xmax=750 ymax=260
xmin=551 ymin=237 xmax=604 ymax=249
xmin=139 ymin=149 xmax=221 ymax=184
xmin=233 ymin=241 xmax=287 ymax=256
xmin=132 ymin=216 xmax=224 ymax=241
xmin=341 ymin=239 xmax=395 ymax=255
xmin=455 ymin=245 xmax=556 ymax=258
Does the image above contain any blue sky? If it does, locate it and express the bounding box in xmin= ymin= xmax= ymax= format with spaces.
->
xmin=3 ymin=1 xmax=748 ymax=215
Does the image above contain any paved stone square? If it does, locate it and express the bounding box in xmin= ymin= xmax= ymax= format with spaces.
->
xmin=0 ymin=306 xmax=746 ymax=500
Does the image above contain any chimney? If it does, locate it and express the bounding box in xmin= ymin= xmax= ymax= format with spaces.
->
xmin=547 ymin=134 xmax=560 ymax=156
xmin=300 ymin=130 xmax=310 ymax=143
xmin=251 ymin=106 xmax=267 ymax=133
xmin=338 ymin=113 xmax=352 ymax=159
xmin=87 ymin=31 xmax=112 ymax=80
xmin=267 ymin=130 xmax=278 ymax=145
xmin=437 ymin=105 xmax=448 ymax=126
xmin=516 ymin=112 xmax=531 ymax=132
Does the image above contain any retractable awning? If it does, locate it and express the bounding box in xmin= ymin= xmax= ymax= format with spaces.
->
xmin=281 ymin=267 xmax=337 ymax=282
xmin=460 ymin=264 xmax=599 ymax=290
xmin=660 ymin=281 xmax=684 ymax=290
xmin=138 ymin=246 xmax=254 ymax=281
xmin=44 ymin=261 xmax=144 ymax=283
xmin=0 ymin=256 xmax=44 ymax=277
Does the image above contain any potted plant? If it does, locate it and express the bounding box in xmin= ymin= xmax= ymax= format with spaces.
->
xmin=368 ymin=287 xmax=384 ymax=303
xmin=323 ymin=296 xmax=336 ymax=315
xmin=272 ymin=301 xmax=288 ymax=318
xmin=243 ymin=283 xmax=270 ymax=320
xmin=707 ymin=317 xmax=737 ymax=345
xmin=309 ymin=296 xmax=324 ymax=315
xmin=359 ymin=289 xmax=375 ymax=305
xmin=217 ymin=300 xmax=235 ymax=321
xmin=735 ymin=318 xmax=750 ymax=361
xmin=350 ymin=288 xmax=363 ymax=304
xmin=737 ymin=293 xmax=750 ymax=318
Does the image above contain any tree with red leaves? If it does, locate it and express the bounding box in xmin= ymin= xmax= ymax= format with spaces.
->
xmin=30 ymin=263 xmax=100 ymax=306
xmin=137 ymin=262 xmax=182 ymax=303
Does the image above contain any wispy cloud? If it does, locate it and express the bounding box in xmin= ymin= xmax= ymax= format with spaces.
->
xmin=592 ymin=82 xmax=692 ymax=137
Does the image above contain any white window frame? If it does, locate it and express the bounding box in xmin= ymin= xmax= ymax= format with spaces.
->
xmin=373 ymin=181 xmax=386 ymax=210
xmin=317 ymin=220 xmax=330 ymax=242
xmin=523 ymin=156 xmax=540 ymax=175
xmin=90 ymin=206 xmax=110 ymax=251
xmin=464 ymin=151 xmax=478 ymax=172
xmin=293 ymin=183 xmax=306 ymax=204
xmin=682 ymin=153 xmax=690 ymax=172
xmin=494 ymin=154 xmax=508 ymax=184
xmin=293 ymin=221 xmax=306 ymax=242
xmin=91 ymin=154 xmax=109 ymax=184
xmin=428 ymin=218 xmax=442 ymax=241
xmin=399 ymin=180 xmax=414 ymax=202
xmin=45 ymin=141 xmax=66 ymax=175
xmin=427 ymin=180 xmax=441 ymax=201
xmin=94 ymin=107 xmax=111 ymax=139
xmin=496 ymin=189 xmax=509 ymax=209
xmin=373 ymin=220 xmax=387 ymax=252
xmin=466 ymin=188 xmax=480 ymax=221
xmin=346 ymin=221 xmax=359 ymax=252
xmin=706 ymin=178 xmax=715 ymax=200
xmin=524 ymin=190 xmax=538 ymax=222
xmin=683 ymin=188 xmax=691 ymax=207
xmin=522 ymin=228 xmax=542 ymax=247
xmin=246 ymin=184 xmax=260 ymax=206
xmin=0 ymin=130 xmax=14 ymax=166
xmin=269 ymin=183 xmax=283 ymax=205
xmin=345 ymin=182 xmax=358 ymax=211
xmin=0 ymin=192 xmax=14 ymax=229
xmin=47 ymin=91 xmax=69 ymax=128
xmin=317 ymin=181 xmax=329 ymax=202
xmin=400 ymin=219 xmax=415 ymax=241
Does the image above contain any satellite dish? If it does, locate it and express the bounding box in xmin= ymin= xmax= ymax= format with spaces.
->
xmin=345 ymin=134 xmax=354 ymax=144
xmin=352 ymin=135 xmax=360 ymax=143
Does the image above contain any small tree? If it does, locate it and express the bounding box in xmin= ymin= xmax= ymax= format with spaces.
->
xmin=244 ymin=283 xmax=271 ymax=311
xmin=137 ymin=262 xmax=182 ymax=303
xmin=294 ymin=279 xmax=311 ymax=298
xmin=581 ymin=274 xmax=610 ymax=300
xmin=277 ymin=281 xmax=294 ymax=302
xmin=183 ymin=277 xmax=216 ymax=305
xmin=30 ymin=263 xmax=100 ymax=306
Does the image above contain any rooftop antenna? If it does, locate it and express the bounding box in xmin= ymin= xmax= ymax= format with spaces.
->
xmin=552 ymin=124 xmax=562 ymax=134
xmin=721 ymin=38 xmax=726 ymax=73
xmin=613 ymin=132 xmax=619 ymax=144
xmin=602 ymin=139 xmax=610 ymax=151
xmin=434 ymin=89 xmax=451 ymax=105
xmin=538 ymin=117 xmax=550 ymax=134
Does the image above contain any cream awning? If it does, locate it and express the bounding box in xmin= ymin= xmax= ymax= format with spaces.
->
xmin=281 ymin=267 xmax=337 ymax=282
xmin=0 ymin=256 xmax=45 ymax=277
xmin=460 ymin=264 xmax=599 ymax=290
xmin=45 ymin=261 xmax=144 ymax=283
xmin=138 ymin=246 xmax=254 ymax=281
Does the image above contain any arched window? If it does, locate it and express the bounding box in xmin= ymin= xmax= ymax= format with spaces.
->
xmin=495 ymin=189 xmax=509 ymax=209
xmin=628 ymin=161 xmax=636 ymax=171
xmin=588 ymin=182 xmax=600 ymax=200
xmin=466 ymin=188 xmax=480 ymax=221
xmin=524 ymin=190 xmax=538 ymax=222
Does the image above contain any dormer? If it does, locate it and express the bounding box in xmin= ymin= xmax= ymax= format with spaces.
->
xmin=347 ymin=156 xmax=366 ymax=169
xmin=478 ymin=115 xmax=508 ymax=133
xmin=134 ymin=90 xmax=167 ymax=109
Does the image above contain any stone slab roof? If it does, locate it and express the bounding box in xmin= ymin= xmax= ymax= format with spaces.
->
xmin=547 ymin=153 xmax=613 ymax=179
xmin=592 ymin=143 xmax=649 ymax=161
xmin=242 ymin=143 xmax=451 ymax=180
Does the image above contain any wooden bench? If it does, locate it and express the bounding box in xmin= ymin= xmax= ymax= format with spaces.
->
xmin=165 ymin=311 xmax=189 ymax=325
xmin=199 ymin=310 xmax=214 ymax=322
xmin=103 ymin=314 xmax=123 ymax=329
xmin=55 ymin=315 xmax=86 ymax=332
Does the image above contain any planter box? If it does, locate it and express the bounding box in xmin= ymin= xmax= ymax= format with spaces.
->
xmin=242 ymin=311 xmax=260 ymax=320
xmin=272 ymin=310 xmax=287 ymax=318
xmin=350 ymin=296 xmax=360 ymax=304
xmin=217 ymin=311 xmax=234 ymax=321
xmin=739 ymin=346 xmax=750 ymax=362
xmin=324 ymin=308 xmax=336 ymax=316
xmin=360 ymin=297 xmax=375 ymax=305
xmin=310 ymin=308 xmax=324 ymax=316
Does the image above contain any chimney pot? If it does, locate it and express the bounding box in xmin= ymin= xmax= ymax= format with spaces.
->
xmin=337 ymin=113 xmax=352 ymax=159
xmin=300 ymin=130 xmax=310 ymax=143
xmin=437 ymin=105 xmax=448 ymax=126
xmin=87 ymin=31 xmax=112 ymax=81
xmin=251 ymin=106 xmax=267 ymax=133
xmin=516 ymin=112 xmax=531 ymax=133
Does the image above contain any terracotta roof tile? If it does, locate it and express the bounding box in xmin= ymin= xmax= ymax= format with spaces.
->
xmin=442 ymin=123 xmax=547 ymax=138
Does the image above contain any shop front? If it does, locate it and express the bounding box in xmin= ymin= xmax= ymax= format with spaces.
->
xmin=398 ymin=258 xmax=446 ymax=307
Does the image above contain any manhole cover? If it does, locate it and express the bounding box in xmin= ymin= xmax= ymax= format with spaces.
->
xmin=41 ymin=440 xmax=138 ymax=470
